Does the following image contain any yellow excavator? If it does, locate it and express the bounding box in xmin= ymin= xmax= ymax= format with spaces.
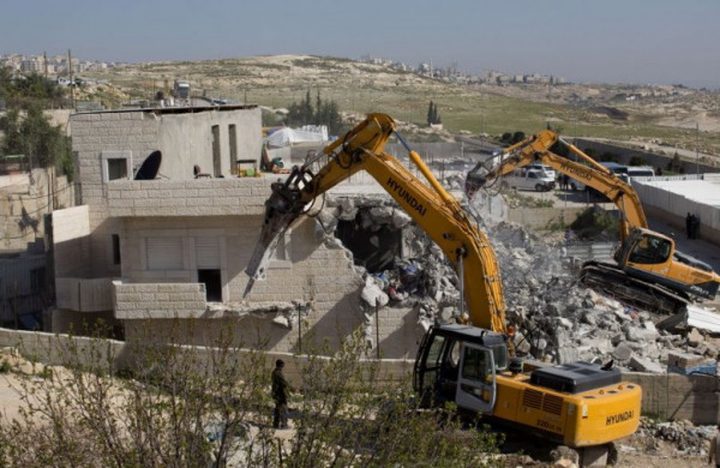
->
xmin=245 ymin=114 xmax=641 ymax=460
xmin=466 ymin=130 xmax=720 ymax=314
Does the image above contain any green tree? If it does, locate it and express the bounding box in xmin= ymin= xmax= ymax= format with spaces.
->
xmin=426 ymin=101 xmax=441 ymax=126
xmin=0 ymin=104 xmax=72 ymax=173
xmin=287 ymin=89 xmax=343 ymax=135
xmin=0 ymin=68 xmax=67 ymax=109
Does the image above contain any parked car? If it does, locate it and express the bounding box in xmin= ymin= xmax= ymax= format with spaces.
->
xmin=501 ymin=168 xmax=555 ymax=191
xmin=527 ymin=163 xmax=556 ymax=179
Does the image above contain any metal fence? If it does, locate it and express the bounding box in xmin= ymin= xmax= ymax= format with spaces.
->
xmin=564 ymin=241 xmax=616 ymax=262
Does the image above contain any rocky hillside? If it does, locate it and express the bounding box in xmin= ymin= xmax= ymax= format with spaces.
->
xmin=84 ymin=55 xmax=720 ymax=155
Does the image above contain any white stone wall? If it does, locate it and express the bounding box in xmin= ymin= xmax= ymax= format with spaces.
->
xmin=119 ymin=215 xmax=369 ymax=354
xmin=63 ymin=107 xmax=422 ymax=358
xmin=0 ymin=169 xmax=75 ymax=250
xmin=52 ymin=205 xmax=91 ymax=278
xmin=113 ymin=282 xmax=206 ymax=319
xmin=105 ymin=178 xmax=272 ymax=217
xmin=70 ymin=107 xmax=262 ymax=279
xmin=56 ymin=277 xmax=114 ymax=312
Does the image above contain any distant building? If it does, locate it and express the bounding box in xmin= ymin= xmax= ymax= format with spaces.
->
xmin=632 ymin=174 xmax=720 ymax=245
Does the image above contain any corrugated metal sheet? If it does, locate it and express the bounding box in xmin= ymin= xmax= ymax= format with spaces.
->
xmin=565 ymin=242 xmax=615 ymax=262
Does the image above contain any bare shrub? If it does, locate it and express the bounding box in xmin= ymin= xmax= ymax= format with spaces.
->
xmin=0 ymin=323 xmax=499 ymax=467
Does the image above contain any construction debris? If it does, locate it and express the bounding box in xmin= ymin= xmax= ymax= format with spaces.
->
xmin=657 ymin=304 xmax=720 ymax=334
xmin=666 ymin=350 xmax=718 ymax=376
xmin=205 ymin=301 xmax=310 ymax=329
xmin=313 ymin=180 xmax=719 ymax=373
xmin=633 ymin=417 xmax=716 ymax=456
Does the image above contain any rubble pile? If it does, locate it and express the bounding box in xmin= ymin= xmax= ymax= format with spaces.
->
xmin=315 ymin=190 xmax=717 ymax=371
xmin=315 ymin=195 xmax=462 ymax=337
xmin=631 ymin=417 xmax=715 ymax=456
xmin=470 ymin=195 xmax=718 ymax=370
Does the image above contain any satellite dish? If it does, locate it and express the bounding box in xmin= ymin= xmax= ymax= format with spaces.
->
xmin=134 ymin=150 xmax=162 ymax=180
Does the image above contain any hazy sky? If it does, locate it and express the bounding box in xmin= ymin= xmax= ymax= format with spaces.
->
xmin=2 ymin=0 xmax=719 ymax=88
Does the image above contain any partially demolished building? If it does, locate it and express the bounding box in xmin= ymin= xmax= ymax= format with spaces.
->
xmin=50 ymin=106 xmax=422 ymax=356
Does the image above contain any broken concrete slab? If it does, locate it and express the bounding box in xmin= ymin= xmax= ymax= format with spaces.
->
xmin=667 ymin=350 xmax=717 ymax=376
xmin=361 ymin=277 xmax=389 ymax=308
xmin=687 ymin=328 xmax=704 ymax=347
xmin=657 ymin=304 xmax=720 ymax=334
xmin=628 ymin=356 xmax=664 ymax=373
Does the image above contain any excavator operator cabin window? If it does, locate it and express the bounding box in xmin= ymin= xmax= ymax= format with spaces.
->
xmin=427 ymin=336 xmax=446 ymax=367
xmin=491 ymin=345 xmax=508 ymax=370
xmin=461 ymin=347 xmax=492 ymax=381
xmin=628 ymin=235 xmax=672 ymax=265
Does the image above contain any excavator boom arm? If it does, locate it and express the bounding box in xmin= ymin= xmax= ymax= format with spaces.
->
xmin=246 ymin=114 xmax=507 ymax=332
xmin=468 ymin=130 xmax=647 ymax=239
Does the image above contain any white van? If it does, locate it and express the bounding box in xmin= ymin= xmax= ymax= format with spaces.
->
xmin=501 ymin=169 xmax=555 ymax=192
xmin=627 ymin=166 xmax=655 ymax=178
xmin=527 ymin=163 xmax=556 ymax=179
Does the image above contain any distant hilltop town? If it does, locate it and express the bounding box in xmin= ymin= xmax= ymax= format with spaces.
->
xmin=358 ymin=54 xmax=568 ymax=86
xmin=0 ymin=52 xmax=123 ymax=78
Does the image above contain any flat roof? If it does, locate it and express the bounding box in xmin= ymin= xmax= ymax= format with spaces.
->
xmin=71 ymin=104 xmax=258 ymax=117
xmin=634 ymin=174 xmax=720 ymax=208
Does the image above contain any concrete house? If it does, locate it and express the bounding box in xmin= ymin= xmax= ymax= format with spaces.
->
xmin=50 ymin=105 xmax=387 ymax=354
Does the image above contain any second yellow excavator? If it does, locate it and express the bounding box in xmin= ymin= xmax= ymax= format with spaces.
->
xmin=465 ymin=130 xmax=720 ymax=314
xmin=245 ymin=114 xmax=640 ymax=462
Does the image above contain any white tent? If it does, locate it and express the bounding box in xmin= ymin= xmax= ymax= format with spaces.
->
xmin=266 ymin=125 xmax=329 ymax=148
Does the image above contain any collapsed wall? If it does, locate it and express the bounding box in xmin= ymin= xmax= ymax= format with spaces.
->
xmin=318 ymin=186 xmax=717 ymax=373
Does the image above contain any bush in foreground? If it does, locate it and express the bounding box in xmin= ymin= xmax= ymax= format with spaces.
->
xmin=0 ymin=324 xmax=499 ymax=467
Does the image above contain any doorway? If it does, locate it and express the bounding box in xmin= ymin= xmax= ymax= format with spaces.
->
xmin=198 ymin=269 xmax=222 ymax=302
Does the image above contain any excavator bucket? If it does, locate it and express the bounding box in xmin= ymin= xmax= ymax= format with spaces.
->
xmin=243 ymin=175 xmax=307 ymax=297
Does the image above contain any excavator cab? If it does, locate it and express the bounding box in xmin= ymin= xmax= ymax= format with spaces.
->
xmin=615 ymin=228 xmax=673 ymax=268
xmin=414 ymin=324 xmax=507 ymax=413
xmin=613 ymin=228 xmax=719 ymax=302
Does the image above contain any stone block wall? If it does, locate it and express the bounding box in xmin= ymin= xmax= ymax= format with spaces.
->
xmin=69 ymin=107 xmax=263 ymax=279
xmin=0 ymin=169 xmax=75 ymax=250
xmin=56 ymin=277 xmax=115 ymax=312
xmin=508 ymin=206 xmax=587 ymax=230
xmin=105 ymin=178 xmax=272 ymax=217
xmin=113 ymin=281 xmax=207 ymax=319
xmin=121 ymin=215 xmax=373 ymax=355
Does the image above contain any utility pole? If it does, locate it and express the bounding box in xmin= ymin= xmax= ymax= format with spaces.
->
xmin=43 ymin=51 xmax=48 ymax=79
xmin=67 ymin=49 xmax=75 ymax=109
xmin=696 ymin=122 xmax=700 ymax=176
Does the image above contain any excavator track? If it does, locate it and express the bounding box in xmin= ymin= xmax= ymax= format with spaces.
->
xmin=580 ymin=261 xmax=689 ymax=315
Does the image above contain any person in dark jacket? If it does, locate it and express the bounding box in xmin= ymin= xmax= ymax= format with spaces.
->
xmin=691 ymin=214 xmax=701 ymax=239
xmin=272 ymin=359 xmax=290 ymax=429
